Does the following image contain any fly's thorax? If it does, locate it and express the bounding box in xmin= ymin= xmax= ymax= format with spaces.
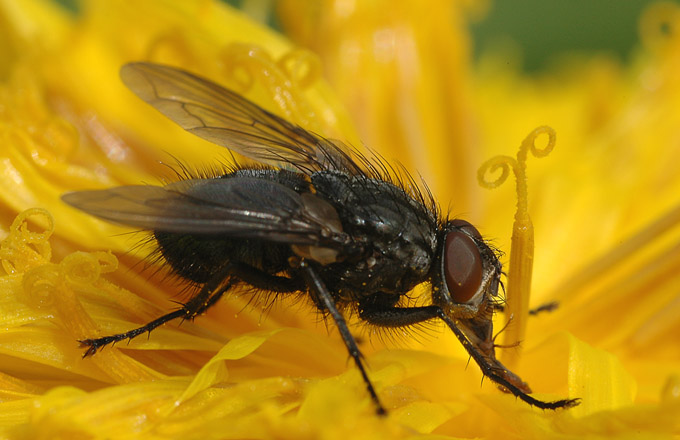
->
xmin=311 ymin=170 xmax=438 ymax=296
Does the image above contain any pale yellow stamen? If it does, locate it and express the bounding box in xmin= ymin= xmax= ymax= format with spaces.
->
xmin=143 ymin=34 xmax=326 ymax=138
xmin=477 ymin=126 xmax=556 ymax=366
xmin=0 ymin=208 xmax=54 ymax=274
xmin=1 ymin=209 xmax=160 ymax=382
xmin=220 ymin=44 xmax=322 ymax=129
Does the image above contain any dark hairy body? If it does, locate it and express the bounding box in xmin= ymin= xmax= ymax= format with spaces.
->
xmin=157 ymin=167 xmax=436 ymax=301
xmin=156 ymin=167 xmax=437 ymax=313
xmin=62 ymin=62 xmax=579 ymax=414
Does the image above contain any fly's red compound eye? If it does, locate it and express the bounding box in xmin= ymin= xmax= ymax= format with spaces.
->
xmin=444 ymin=229 xmax=483 ymax=303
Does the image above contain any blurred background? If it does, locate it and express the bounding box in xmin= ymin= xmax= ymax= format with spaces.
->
xmin=53 ymin=0 xmax=662 ymax=73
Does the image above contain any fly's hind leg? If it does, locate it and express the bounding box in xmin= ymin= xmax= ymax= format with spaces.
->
xmin=79 ymin=274 xmax=233 ymax=357
xmin=80 ymin=263 xmax=304 ymax=357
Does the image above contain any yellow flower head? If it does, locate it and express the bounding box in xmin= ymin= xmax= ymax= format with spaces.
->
xmin=1 ymin=0 xmax=680 ymax=439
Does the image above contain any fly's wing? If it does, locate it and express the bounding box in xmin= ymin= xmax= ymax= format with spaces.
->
xmin=120 ymin=62 xmax=361 ymax=175
xmin=62 ymin=177 xmax=345 ymax=248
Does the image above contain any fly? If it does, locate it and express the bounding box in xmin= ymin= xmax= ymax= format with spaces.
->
xmin=62 ymin=62 xmax=580 ymax=415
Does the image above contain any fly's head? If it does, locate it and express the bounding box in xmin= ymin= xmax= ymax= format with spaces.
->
xmin=432 ymin=219 xmax=504 ymax=360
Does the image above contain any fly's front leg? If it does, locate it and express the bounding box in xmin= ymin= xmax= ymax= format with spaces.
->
xmin=80 ymin=263 xmax=304 ymax=357
xmin=358 ymin=294 xmax=580 ymax=410
xmin=299 ymin=261 xmax=387 ymax=416
xmin=492 ymin=301 xmax=559 ymax=316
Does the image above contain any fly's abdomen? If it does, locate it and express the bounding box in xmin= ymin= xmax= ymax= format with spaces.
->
xmin=154 ymin=231 xmax=292 ymax=284
xmin=152 ymin=167 xmax=312 ymax=284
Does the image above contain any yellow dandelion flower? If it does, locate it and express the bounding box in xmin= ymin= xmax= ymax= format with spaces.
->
xmin=0 ymin=0 xmax=679 ymax=439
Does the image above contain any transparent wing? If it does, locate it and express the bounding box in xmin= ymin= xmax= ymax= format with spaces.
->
xmin=120 ymin=62 xmax=360 ymax=174
xmin=62 ymin=177 xmax=344 ymax=247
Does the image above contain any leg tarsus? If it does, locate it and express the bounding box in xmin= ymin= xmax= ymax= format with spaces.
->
xmin=79 ymin=308 xmax=186 ymax=357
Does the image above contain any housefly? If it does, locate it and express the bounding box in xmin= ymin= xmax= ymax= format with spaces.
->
xmin=62 ymin=62 xmax=579 ymax=414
